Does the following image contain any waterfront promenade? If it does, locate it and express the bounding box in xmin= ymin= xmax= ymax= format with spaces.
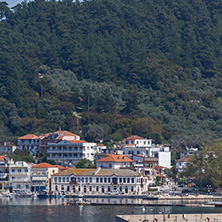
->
xmin=116 ymin=213 xmax=222 ymax=222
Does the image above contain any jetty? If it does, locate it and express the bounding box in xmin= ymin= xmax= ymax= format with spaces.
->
xmin=116 ymin=213 xmax=222 ymax=222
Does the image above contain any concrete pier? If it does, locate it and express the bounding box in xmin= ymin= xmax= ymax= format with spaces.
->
xmin=116 ymin=213 xmax=222 ymax=222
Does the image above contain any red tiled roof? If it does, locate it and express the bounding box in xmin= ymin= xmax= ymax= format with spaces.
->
xmin=97 ymin=144 xmax=105 ymax=147
xmin=67 ymin=140 xmax=88 ymax=144
xmin=32 ymin=163 xmax=56 ymax=168
xmin=154 ymin=165 xmax=166 ymax=169
xmin=176 ymin=156 xmax=192 ymax=162
xmin=124 ymin=136 xmax=145 ymax=141
xmin=0 ymin=155 xmax=10 ymax=161
xmin=18 ymin=134 xmax=39 ymax=140
xmin=55 ymin=131 xmax=79 ymax=140
xmin=97 ymin=154 xmax=133 ymax=162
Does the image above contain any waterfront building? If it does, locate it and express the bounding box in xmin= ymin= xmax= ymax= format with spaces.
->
xmin=47 ymin=140 xmax=98 ymax=165
xmin=96 ymin=154 xmax=134 ymax=169
xmin=51 ymin=168 xmax=148 ymax=195
xmin=0 ymin=155 xmax=13 ymax=191
xmin=9 ymin=161 xmax=33 ymax=193
xmin=123 ymin=136 xmax=171 ymax=168
xmin=31 ymin=163 xmax=61 ymax=192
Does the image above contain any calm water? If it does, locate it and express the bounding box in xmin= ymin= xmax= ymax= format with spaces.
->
xmin=1 ymin=197 xmax=222 ymax=222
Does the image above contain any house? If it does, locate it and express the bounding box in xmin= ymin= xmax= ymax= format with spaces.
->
xmin=0 ymin=142 xmax=17 ymax=154
xmin=0 ymin=155 xmax=13 ymax=191
xmin=180 ymin=147 xmax=199 ymax=159
xmin=9 ymin=161 xmax=33 ymax=193
xmin=96 ymin=154 xmax=134 ymax=169
xmin=123 ymin=136 xmax=171 ymax=168
xmin=17 ymin=134 xmax=40 ymax=155
xmin=39 ymin=130 xmax=80 ymax=153
xmin=31 ymin=163 xmax=61 ymax=192
xmin=47 ymin=140 xmax=98 ymax=165
xmin=176 ymin=156 xmax=192 ymax=172
xmin=51 ymin=167 xmax=149 ymax=195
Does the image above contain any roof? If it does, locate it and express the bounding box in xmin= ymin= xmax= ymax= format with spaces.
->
xmin=18 ymin=134 xmax=39 ymax=140
xmin=54 ymin=165 xmax=72 ymax=171
xmin=32 ymin=163 xmax=57 ymax=168
xmin=124 ymin=136 xmax=145 ymax=141
xmin=176 ymin=156 xmax=192 ymax=162
xmin=67 ymin=140 xmax=88 ymax=144
xmin=96 ymin=154 xmax=133 ymax=163
xmin=0 ymin=155 xmax=9 ymax=162
xmin=97 ymin=144 xmax=105 ymax=147
xmin=53 ymin=168 xmax=141 ymax=177
xmin=54 ymin=131 xmax=79 ymax=140
xmin=154 ymin=165 xmax=166 ymax=169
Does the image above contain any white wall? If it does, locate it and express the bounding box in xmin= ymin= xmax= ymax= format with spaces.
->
xmin=158 ymin=152 xmax=171 ymax=168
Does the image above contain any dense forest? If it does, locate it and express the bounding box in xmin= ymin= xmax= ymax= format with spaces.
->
xmin=1 ymin=0 xmax=222 ymax=148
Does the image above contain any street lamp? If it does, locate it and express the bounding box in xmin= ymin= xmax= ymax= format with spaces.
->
xmin=142 ymin=206 xmax=146 ymax=221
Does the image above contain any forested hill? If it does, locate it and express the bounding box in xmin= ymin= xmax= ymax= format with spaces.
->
xmin=1 ymin=0 xmax=222 ymax=147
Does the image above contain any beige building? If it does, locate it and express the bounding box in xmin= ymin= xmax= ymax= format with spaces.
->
xmin=31 ymin=163 xmax=61 ymax=192
xmin=51 ymin=168 xmax=149 ymax=195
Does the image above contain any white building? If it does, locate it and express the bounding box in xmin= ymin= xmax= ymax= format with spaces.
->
xmin=51 ymin=168 xmax=149 ymax=195
xmin=9 ymin=161 xmax=32 ymax=193
xmin=96 ymin=154 xmax=133 ymax=169
xmin=176 ymin=156 xmax=191 ymax=172
xmin=123 ymin=136 xmax=171 ymax=168
xmin=180 ymin=147 xmax=198 ymax=159
xmin=47 ymin=140 xmax=98 ymax=165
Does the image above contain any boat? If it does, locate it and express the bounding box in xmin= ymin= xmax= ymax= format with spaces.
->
xmin=37 ymin=191 xmax=53 ymax=198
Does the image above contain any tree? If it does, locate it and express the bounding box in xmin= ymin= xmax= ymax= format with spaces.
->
xmin=75 ymin=158 xmax=95 ymax=168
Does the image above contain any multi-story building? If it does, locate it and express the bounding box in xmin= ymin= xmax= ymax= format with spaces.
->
xmin=39 ymin=130 xmax=80 ymax=153
xmin=17 ymin=134 xmax=40 ymax=155
xmin=176 ymin=156 xmax=192 ymax=172
xmin=9 ymin=161 xmax=32 ymax=193
xmin=47 ymin=140 xmax=98 ymax=165
xmin=96 ymin=154 xmax=133 ymax=169
xmin=31 ymin=163 xmax=60 ymax=192
xmin=17 ymin=130 xmax=80 ymax=155
xmin=0 ymin=142 xmax=17 ymax=154
xmin=123 ymin=136 xmax=171 ymax=168
xmin=0 ymin=155 xmax=13 ymax=191
xmin=51 ymin=168 xmax=149 ymax=195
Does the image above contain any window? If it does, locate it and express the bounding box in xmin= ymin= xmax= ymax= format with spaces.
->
xmin=89 ymin=177 xmax=92 ymax=183
xmin=123 ymin=178 xmax=126 ymax=183
xmin=16 ymin=184 xmax=21 ymax=189
xmin=100 ymin=178 xmax=103 ymax=183
xmin=82 ymin=177 xmax=84 ymax=183
xmin=96 ymin=178 xmax=99 ymax=183
xmin=18 ymin=169 xmax=22 ymax=173
xmin=86 ymin=178 xmax=88 ymax=183
xmin=132 ymin=178 xmax=134 ymax=183
xmin=108 ymin=178 xmax=111 ymax=183
xmin=127 ymin=178 xmax=130 ymax=183
xmin=63 ymin=177 xmax=65 ymax=182
xmin=89 ymin=186 xmax=92 ymax=192
xmin=54 ymin=177 xmax=57 ymax=182
xmin=104 ymin=178 xmax=107 ymax=183
xmin=59 ymin=177 xmax=61 ymax=182
xmin=67 ymin=177 xmax=69 ymax=182
xmin=26 ymin=185 xmax=29 ymax=189
xmin=108 ymin=186 xmax=111 ymax=192
xmin=131 ymin=186 xmax=134 ymax=192
xmin=119 ymin=178 xmax=122 ymax=183
xmin=96 ymin=186 xmax=99 ymax=192
xmin=78 ymin=178 xmax=80 ymax=182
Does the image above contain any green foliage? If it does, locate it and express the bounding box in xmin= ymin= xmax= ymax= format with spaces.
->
xmin=1 ymin=0 xmax=222 ymax=147
xmin=8 ymin=149 xmax=35 ymax=163
xmin=75 ymin=158 xmax=95 ymax=168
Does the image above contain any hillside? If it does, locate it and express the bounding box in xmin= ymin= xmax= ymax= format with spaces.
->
xmin=1 ymin=0 xmax=222 ymax=147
